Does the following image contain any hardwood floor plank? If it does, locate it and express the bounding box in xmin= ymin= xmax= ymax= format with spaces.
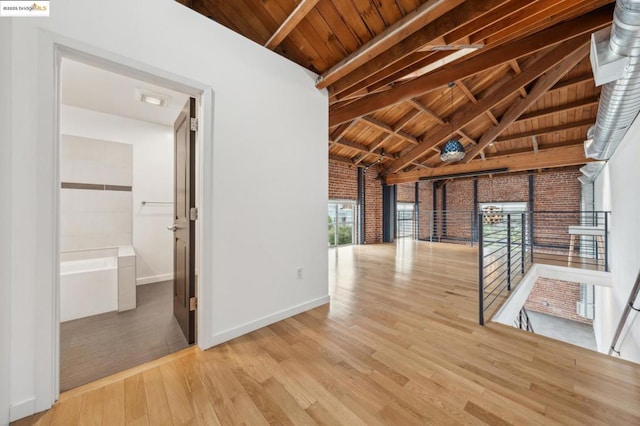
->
xmin=15 ymin=241 xmax=640 ymax=425
xmin=101 ymin=381 xmax=126 ymax=425
xmin=124 ymin=374 xmax=148 ymax=425
xmin=141 ymin=368 xmax=173 ymax=426
xmin=159 ymin=361 xmax=195 ymax=425
xmin=78 ymin=388 xmax=104 ymax=426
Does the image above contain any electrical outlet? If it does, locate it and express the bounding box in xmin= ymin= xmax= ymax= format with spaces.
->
xmin=296 ymin=267 xmax=303 ymax=280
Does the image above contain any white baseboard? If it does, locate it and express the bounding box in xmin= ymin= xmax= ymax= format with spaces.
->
xmin=207 ymin=295 xmax=330 ymax=348
xmin=10 ymin=397 xmax=36 ymax=422
xmin=136 ymin=273 xmax=173 ymax=286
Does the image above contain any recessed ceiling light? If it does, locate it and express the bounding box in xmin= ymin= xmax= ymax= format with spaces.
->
xmin=135 ymin=88 xmax=169 ymax=107
xmin=141 ymin=94 xmax=164 ymax=106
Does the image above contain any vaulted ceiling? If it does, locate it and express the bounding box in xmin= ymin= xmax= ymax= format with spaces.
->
xmin=178 ymin=0 xmax=615 ymax=183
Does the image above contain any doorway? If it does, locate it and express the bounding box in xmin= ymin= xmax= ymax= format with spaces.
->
xmin=58 ymin=58 xmax=198 ymax=391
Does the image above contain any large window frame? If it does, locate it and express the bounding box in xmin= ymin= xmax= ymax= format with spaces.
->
xmin=328 ymin=200 xmax=357 ymax=247
xmin=396 ymin=202 xmax=416 ymax=239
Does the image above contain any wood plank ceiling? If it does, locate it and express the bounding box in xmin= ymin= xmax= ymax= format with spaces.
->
xmin=180 ymin=0 xmax=615 ymax=184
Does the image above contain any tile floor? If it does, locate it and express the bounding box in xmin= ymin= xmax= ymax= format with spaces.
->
xmin=60 ymin=280 xmax=189 ymax=391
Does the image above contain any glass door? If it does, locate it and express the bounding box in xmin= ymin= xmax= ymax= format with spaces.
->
xmin=328 ymin=201 xmax=356 ymax=247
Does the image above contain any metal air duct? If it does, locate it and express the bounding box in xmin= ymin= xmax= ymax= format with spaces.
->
xmin=588 ymin=0 xmax=640 ymax=160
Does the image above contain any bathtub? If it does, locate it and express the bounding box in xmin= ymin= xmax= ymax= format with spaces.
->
xmin=60 ymin=256 xmax=118 ymax=322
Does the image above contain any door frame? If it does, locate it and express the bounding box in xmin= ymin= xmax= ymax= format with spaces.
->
xmin=35 ymin=31 xmax=215 ymax=410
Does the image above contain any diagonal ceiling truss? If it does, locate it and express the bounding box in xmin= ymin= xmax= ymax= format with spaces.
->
xmin=182 ymin=0 xmax=614 ymax=183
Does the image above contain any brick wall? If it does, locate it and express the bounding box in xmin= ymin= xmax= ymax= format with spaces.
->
xmin=396 ymin=182 xmax=415 ymax=203
xmin=364 ymin=169 xmax=382 ymax=243
xmin=525 ymin=277 xmax=592 ymax=324
xmin=329 ymin=164 xmax=582 ymax=247
xmin=478 ymin=173 xmax=529 ymax=204
xmin=418 ymin=181 xmax=433 ymax=240
xmin=328 ymin=161 xmax=383 ymax=244
xmin=328 ymin=161 xmax=358 ymax=200
xmin=533 ymin=169 xmax=582 ymax=255
xmin=533 ymin=169 xmax=582 ymax=211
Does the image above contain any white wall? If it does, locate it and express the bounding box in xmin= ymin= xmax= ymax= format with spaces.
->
xmin=7 ymin=0 xmax=328 ymax=420
xmin=61 ymin=106 xmax=175 ymax=284
xmin=0 ymin=19 xmax=13 ymax=426
xmin=593 ymin=115 xmax=640 ymax=363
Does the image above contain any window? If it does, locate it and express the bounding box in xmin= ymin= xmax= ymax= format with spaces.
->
xmin=328 ymin=201 xmax=356 ymax=247
xmin=397 ymin=202 xmax=416 ymax=239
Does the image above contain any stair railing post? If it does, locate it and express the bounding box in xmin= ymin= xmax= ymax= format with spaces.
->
xmin=521 ymin=213 xmax=526 ymax=273
xmin=507 ymin=214 xmax=512 ymax=291
xmin=478 ymin=213 xmax=484 ymax=325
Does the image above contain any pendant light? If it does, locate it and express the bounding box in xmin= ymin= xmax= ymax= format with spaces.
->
xmin=440 ymin=82 xmax=466 ymax=162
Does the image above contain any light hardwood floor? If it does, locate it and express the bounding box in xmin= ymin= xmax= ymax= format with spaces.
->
xmin=15 ymin=241 xmax=640 ymax=425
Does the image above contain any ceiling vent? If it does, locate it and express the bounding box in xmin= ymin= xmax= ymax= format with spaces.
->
xmin=587 ymin=0 xmax=640 ymax=161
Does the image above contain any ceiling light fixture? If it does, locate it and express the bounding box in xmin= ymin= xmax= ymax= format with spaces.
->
xmin=440 ymin=82 xmax=466 ymax=163
xmin=135 ymin=88 xmax=168 ymax=107
xmin=141 ymin=94 xmax=164 ymax=106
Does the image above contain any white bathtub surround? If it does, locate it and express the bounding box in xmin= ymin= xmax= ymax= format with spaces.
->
xmin=60 ymin=257 xmax=118 ymax=322
xmin=60 ymin=135 xmax=133 ymax=251
xmin=60 ymin=246 xmax=137 ymax=322
xmin=61 ymin=106 xmax=174 ymax=285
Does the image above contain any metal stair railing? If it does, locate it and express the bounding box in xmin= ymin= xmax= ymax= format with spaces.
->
xmin=515 ymin=307 xmax=535 ymax=333
xmin=609 ymin=269 xmax=640 ymax=356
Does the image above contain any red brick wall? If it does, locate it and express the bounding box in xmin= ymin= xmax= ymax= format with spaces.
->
xmin=533 ymin=169 xmax=582 ymax=211
xmin=533 ymin=169 xmax=582 ymax=255
xmin=478 ymin=173 xmax=529 ymax=204
xmin=397 ymin=182 xmax=415 ymax=203
xmin=328 ymin=161 xmax=383 ymax=244
xmin=364 ymin=170 xmax=382 ymax=243
xmin=328 ymin=161 xmax=357 ymax=200
xmin=418 ymin=181 xmax=433 ymax=240
xmin=329 ymin=164 xmax=581 ymax=246
xmin=525 ymin=278 xmax=592 ymax=324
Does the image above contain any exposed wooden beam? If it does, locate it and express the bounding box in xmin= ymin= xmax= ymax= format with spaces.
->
xmin=353 ymin=134 xmax=392 ymax=166
xmin=407 ymin=99 xmax=446 ymax=125
xmin=549 ymin=73 xmax=594 ymax=92
xmin=393 ymin=109 xmax=423 ymax=131
xmin=316 ymin=0 xmax=459 ymax=89
xmin=465 ymin=42 xmax=589 ymax=161
xmin=487 ymin=138 xmax=583 ymax=158
xmin=457 ymin=129 xmax=477 ymax=145
xmin=330 ymin=138 xmax=374 ymax=155
xmin=385 ymin=36 xmax=589 ymax=173
xmin=328 ymin=0 xmax=546 ymax=99
xmin=321 ymin=0 xmax=506 ymax=95
xmin=353 ymin=114 xmax=421 ymax=166
xmin=515 ymin=96 xmax=599 ymax=122
xmin=265 ymin=0 xmax=320 ymax=49
xmin=456 ymin=79 xmax=499 ymax=125
xmin=495 ymin=118 xmax=594 ymax=143
xmin=472 ymin=0 xmax=602 ymax=47
xmin=385 ymin=145 xmax=591 ymax=184
xmin=359 ymin=117 xmax=423 ymax=148
xmin=328 ymin=5 xmax=611 ymax=127
xmin=328 ymin=120 xmax=357 ymax=146
xmin=532 ymin=135 xmax=539 ymax=153
xmin=509 ymin=60 xmax=528 ymax=97
xmin=329 ymin=154 xmax=357 ymax=165
xmin=360 ymin=117 xmax=393 ymax=134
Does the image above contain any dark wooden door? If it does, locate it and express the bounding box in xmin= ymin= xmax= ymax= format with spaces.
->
xmin=171 ymin=98 xmax=196 ymax=344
